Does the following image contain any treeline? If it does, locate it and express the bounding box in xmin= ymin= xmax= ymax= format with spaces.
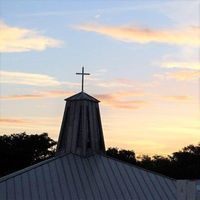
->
xmin=0 ymin=133 xmax=199 ymax=179
xmin=106 ymin=146 xmax=200 ymax=179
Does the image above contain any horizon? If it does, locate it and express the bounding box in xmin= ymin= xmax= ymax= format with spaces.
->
xmin=0 ymin=0 xmax=199 ymax=156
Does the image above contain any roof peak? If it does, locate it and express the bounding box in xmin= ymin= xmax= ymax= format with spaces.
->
xmin=65 ymin=91 xmax=100 ymax=102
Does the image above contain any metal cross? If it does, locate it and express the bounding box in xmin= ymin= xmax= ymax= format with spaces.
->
xmin=76 ymin=66 xmax=90 ymax=92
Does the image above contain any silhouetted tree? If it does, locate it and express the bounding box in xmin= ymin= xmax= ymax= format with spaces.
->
xmin=169 ymin=143 xmax=200 ymax=179
xmin=106 ymin=144 xmax=200 ymax=179
xmin=106 ymin=147 xmax=136 ymax=164
xmin=0 ymin=132 xmax=57 ymax=177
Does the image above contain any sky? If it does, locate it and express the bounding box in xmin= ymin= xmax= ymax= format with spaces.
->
xmin=0 ymin=0 xmax=200 ymax=156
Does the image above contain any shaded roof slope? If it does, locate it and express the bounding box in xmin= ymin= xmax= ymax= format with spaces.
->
xmin=0 ymin=153 xmax=177 ymax=200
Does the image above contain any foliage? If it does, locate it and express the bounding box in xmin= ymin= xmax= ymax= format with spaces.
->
xmin=0 ymin=132 xmax=57 ymax=177
xmin=106 ymin=147 xmax=136 ymax=164
xmin=106 ymin=144 xmax=200 ymax=179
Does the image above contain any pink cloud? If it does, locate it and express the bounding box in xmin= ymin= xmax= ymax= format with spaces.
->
xmin=96 ymin=92 xmax=147 ymax=110
xmin=75 ymin=23 xmax=199 ymax=46
xmin=0 ymin=90 xmax=73 ymax=100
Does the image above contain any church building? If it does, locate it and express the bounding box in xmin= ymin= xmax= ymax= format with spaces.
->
xmin=0 ymin=67 xmax=199 ymax=200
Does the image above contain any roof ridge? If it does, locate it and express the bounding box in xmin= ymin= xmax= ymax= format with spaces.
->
xmin=101 ymin=154 xmax=176 ymax=181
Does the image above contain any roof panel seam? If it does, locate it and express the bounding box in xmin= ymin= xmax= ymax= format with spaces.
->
xmin=139 ymin=171 xmax=155 ymax=200
xmin=54 ymin=160 xmax=66 ymax=200
xmin=60 ymin=158 xmax=73 ymax=199
xmin=92 ymin=156 xmax=110 ymax=200
xmin=155 ymin=175 xmax=170 ymax=200
xmin=80 ymin=158 xmax=96 ymax=199
xmin=114 ymin=160 xmax=134 ymax=199
xmin=99 ymin=156 xmax=119 ymax=199
xmin=163 ymin=178 xmax=176 ymax=199
xmin=121 ymin=164 xmax=141 ymax=200
xmin=46 ymin=163 xmax=57 ymax=200
xmin=146 ymin=172 xmax=163 ymax=199
xmin=73 ymin=156 xmax=91 ymax=199
xmin=106 ymin=157 xmax=126 ymax=199
xmin=86 ymin=157 xmax=104 ymax=200
xmin=130 ymin=167 xmax=148 ymax=200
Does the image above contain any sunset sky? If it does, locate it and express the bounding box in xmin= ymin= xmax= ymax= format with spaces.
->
xmin=0 ymin=1 xmax=199 ymax=156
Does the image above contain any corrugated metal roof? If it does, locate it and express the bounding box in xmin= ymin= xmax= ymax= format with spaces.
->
xmin=0 ymin=153 xmax=177 ymax=200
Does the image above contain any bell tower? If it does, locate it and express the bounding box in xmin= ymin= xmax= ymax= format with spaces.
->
xmin=56 ymin=67 xmax=105 ymax=156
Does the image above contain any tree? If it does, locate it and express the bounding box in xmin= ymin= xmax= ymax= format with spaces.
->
xmin=0 ymin=132 xmax=57 ymax=177
xmin=106 ymin=147 xmax=136 ymax=164
xmin=169 ymin=143 xmax=200 ymax=179
xmin=106 ymin=144 xmax=200 ymax=179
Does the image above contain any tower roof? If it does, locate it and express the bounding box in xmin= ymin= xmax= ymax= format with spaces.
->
xmin=65 ymin=92 xmax=99 ymax=102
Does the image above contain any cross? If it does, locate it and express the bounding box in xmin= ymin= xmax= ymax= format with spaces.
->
xmin=76 ymin=66 xmax=90 ymax=92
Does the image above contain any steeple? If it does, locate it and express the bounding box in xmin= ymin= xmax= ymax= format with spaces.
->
xmin=56 ymin=68 xmax=105 ymax=156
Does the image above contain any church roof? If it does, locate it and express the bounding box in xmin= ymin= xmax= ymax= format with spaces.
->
xmin=0 ymin=153 xmax=177 ymax=200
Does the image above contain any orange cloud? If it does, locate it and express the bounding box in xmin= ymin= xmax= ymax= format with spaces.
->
xmin=75 ymin=23 xmax=199 ymax=46
xmin=0 ymin=117 xmax=60 ymax=134
xmin=161 ymin=95 xmax=192 ymax=102
xmin=161 ymin=61 xmax=200 ymax=70
xmin=0 ymin=21 xmax=62 ymax=53
xmin=96 ymin=92 xmax=147 ymax=110
xmin=94 ymin=78 xmax=158 ymax=89
xmin=155 ymin=70 xmax=200 ymax=81
xmin=0 ymin=118 xmax=30 ymax=124
xmin=0 ymin=90 xmax=73 ymax=100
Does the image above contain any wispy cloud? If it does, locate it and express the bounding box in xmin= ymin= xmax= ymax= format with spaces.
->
xmin=161 ymin=61 xmax=200 ymax=70
xmin=0 ymin=70 xmax=61 ymax=86
xmin=96 ymin=92 xmax=147 ymax=110
xmin=0 ymin=118 xmax=30 ymax=124
xmin=0 ymin=117 xmax=60 ymax=128
xmin=0 ymin=90 xmax=73 ymax=100
xmin=91 ymin=78 xmax=158 ymax=89
xmin=0 ymin=70 xmax=79 ymax=87
xmin=74 ymin=23 xmax=199 ymax=46
xmin=0 ymin=21 xmax=62 ymax=53
xmin=161 ymin=95 xmax=192 ymax=102
xmin=155 ymin=70 xmax=200 ymax=81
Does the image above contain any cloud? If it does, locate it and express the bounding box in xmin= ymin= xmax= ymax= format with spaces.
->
xmin=161 ymin=95 xmax=192 ymax=102
xmin=0 ymin=118 xmax=30 ymax=124
xmin=0 ymin=117 xmax=60 ymax=129
xmin=92 ymin=78 xmax=158 ymax=89
xmin=74 ymin=23 xmax=199 ymax=46
xmin=0 ymin=70 xmax=60 ymax=86
xmin=155 ymin=70 xmax=200 ymax=81
xmin=0 ymin=21 xmax=62 ymax=52
xmin=96 ymin=92 xmax=147 ymax=110
xmin=0 ymin=90 xmax=73 ymax=100
xmin=0 ymin=70 xmax=79 ymax=87
xmin=161 ymin=61 xmax=200 ymax=70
